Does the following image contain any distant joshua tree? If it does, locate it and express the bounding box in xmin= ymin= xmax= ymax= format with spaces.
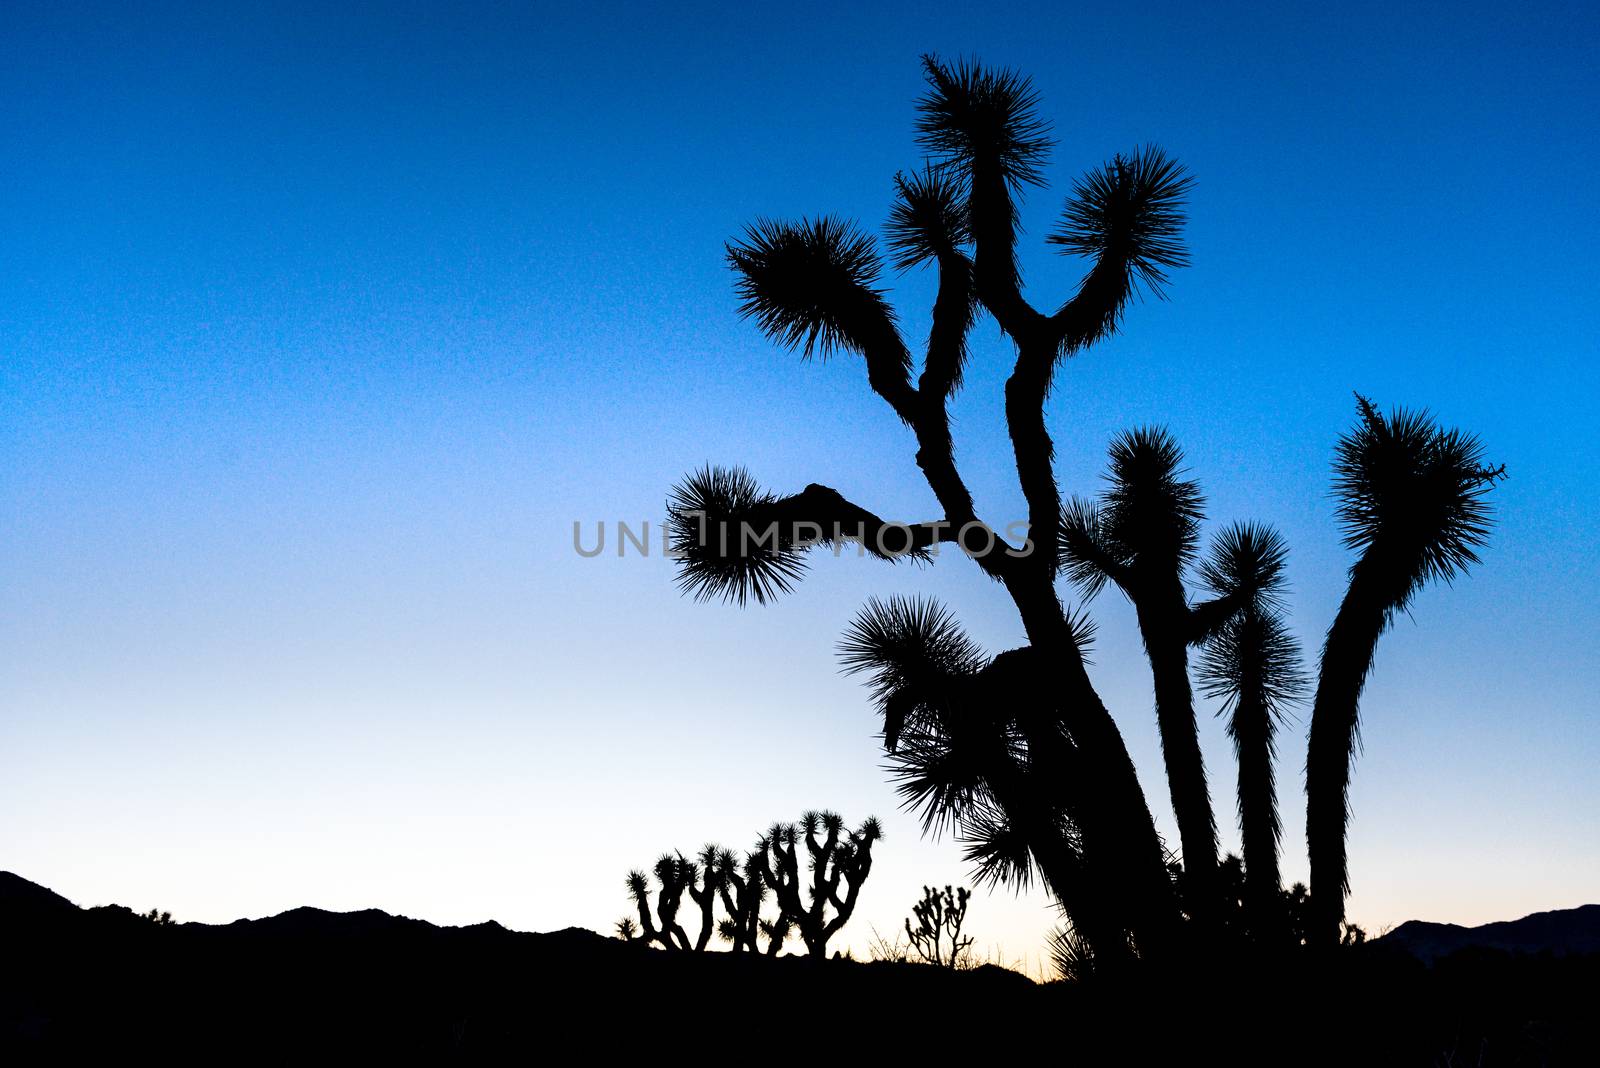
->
xmin=666 ymin=56 xmax=1502 ymax=963
xmin=621 ymin=812 xmax=879 ymax=957
xmin=757 ymin=811 xmax=881 ymax=958
xmin=904 ymin=885 xmax=974 ymax=969
xmin=622 ymin=854 xmax=695 ymax=951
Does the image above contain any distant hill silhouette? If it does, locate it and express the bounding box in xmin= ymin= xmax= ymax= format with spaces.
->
xmin=4 ymin=872 xmax=1597 ymax=1062
xmin=1378 ymin=904 xmax=1600 ymax=962
xmin=0 ymin=872 xmax=1034 ymax=1057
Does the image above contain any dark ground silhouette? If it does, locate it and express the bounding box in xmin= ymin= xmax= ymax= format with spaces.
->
xmin=5 ymin=872 xmax=1596 ymax=1062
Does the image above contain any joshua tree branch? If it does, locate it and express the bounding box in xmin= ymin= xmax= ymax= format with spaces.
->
xmin=1187 ymin=591 xmax=1246 ymax=645
xmin=917 ymin=251 xmax=976 ymax=401
xmin=968 ymin=160 xmax=1048 ymax=339
xmin=758 ymin=484 xmax=957 ymax=558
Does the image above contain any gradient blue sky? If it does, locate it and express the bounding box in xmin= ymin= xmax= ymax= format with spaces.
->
xmin=4 ymin=1 xmax=1597 ymax=968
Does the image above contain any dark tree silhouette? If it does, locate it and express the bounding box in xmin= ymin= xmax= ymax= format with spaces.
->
xmin=757 ymin=811 xmax=881 ymax=957
xmin=904 ymin=884 xmax=974 ymax=968
xmin=713 ymin=848 xmax=768 ymax=953
xmin=1059 ymin=428 xmax=1236 ymax=916
xmin=667 ymin=57 xmax=1500 ymax=969
xmin=681 ymin=844 xmax=728 ymax=952
xmin=1196 ymin=523 xmax=1302 ymax=929
xmin=1305 ymin=397 xmax=1503 ymax=946
xmin=624 ymin=855 xmax=694 ymax=951
xmin=669 ymin=54 xmax=1193 ymax=964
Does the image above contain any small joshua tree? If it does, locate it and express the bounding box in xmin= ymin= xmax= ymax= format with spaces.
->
xmin=682 ymin=844 xmax=728 ymax=952
xmin=758 ymin=913 xmax=794 ymax=957
xmin=904 ymin=884 xmax=974 ymax=969
xmin=714 ymin=848 xmax=769 ymax=953
xmin=758 ymin=811 xmax=881 ymax=957
xmin=624 ymin=855 xmax=695 ymax=951
xmin=622 ymin=848 xmax=731 ymax=952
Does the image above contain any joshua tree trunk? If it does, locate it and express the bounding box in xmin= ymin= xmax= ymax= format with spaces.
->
xmin=1305 ymin=563 xmax=1388 ymax=947
xmin=1232 ymin=686 xmax=1282 ymax=921
xmin=1135 ymin=592 xmax=1220 ymax=907
xmin=1006 ymin=579 xmax=1183 ymax=958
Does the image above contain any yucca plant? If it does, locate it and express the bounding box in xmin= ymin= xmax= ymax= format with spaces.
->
xmin=668 ymin=55 xmax=1195 ymax=963
xmin=1059 ymin=428 xmax=1233 ymax=914
xmin=1304 ymin=397 xmax=1503 ymax=946
xmin=756 ymin=811 xmax=881 ymax=957
xmin=1196 ymin=523 xmax=1303 ymax=931
xmin=624 ymin=855 xmax=695 ymax=951
xmin=713 ymin=848 xmax=768 ymax=953
xmin=904 ymin=884 xmax=975 ymax=969
xmin=665 ymin=58 xmax=1501 ymax=969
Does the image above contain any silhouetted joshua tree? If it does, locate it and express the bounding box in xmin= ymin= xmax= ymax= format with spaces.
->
xmin=1195 ymin=524 xmax=1302 ymax=930
xmin=1304 ymin=397 xmax=1502 ymax=947
xmin=622 ymin=847 xmax=730 ymax=952
xmin=670 ymin=54 xmax=1191 ymax=966
xmin=624 ymin=855 xmax=695 ymax=951
xmin=713 ymin=848 xmax=768 ymax=953
xmin=1059 ymin=428 xmax=1240 ymax=917
xmin=904 ymin=884 xmax=974 ymax=968
xmin=666 ymin=56 xmax=1500 ymax=968
xmin=681 ymin=844 xmax=729 ymax=952
xmin=757 ymin=811 xmax=880 ymax=957
xmin=757 ymin=914 xmax=793 ymax=957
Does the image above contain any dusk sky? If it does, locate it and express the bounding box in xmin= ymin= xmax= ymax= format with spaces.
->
xmin=4 ymin=1 xmax=1597 ymax=969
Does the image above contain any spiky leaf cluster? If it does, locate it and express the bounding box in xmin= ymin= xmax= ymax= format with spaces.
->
xmin=1333 ymin=395 xmax=1501 ymax=607
xmin=885 ymin=165 xmax=972 ymax=272
xmin=1050 ymin=146 xmax=1193 ymax=300
xmin=1059 ymin=428 xmax=1204 ymax=591
xmin=666 ymin=465 xmax=808 ymax=606
xmin=838 ymin=595 xmax=985 ymax=751
xmin=915 ymin=55 xmax=1054 ymax=190
xmin=727 ymin=216 xmax=899 ymax=361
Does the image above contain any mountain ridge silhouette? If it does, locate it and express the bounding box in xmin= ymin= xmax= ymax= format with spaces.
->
xmin=5 ymin=871 xmax=1597 ymax=1060
xmin=1377 ymin=903 xmax=1600 ymax=962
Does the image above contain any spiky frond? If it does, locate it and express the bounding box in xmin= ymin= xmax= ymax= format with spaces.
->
xmin=886 ymin=164 xmax=972 ymax=272
xmin=1199 ymin=610 xmax=1305 ymax=727
xmin=625 ymin=870 xmax=650 ymax=900
xmin=958 ymin=793 xmax=1035 ymax=891
xmin=1058 ymin=497 xmax=1116 ymax=597
xmin=727 ymin=216 xmax=899 ymax=361
xmin=838 ymin=595 xmax=985 ymax=750
xmin=887 ymin=725 xmax=987 ymax=836
xmin=1062 ymin=603 xmax=1100 ymax=661
xmin=1333 ymin=395 xmax=1501 ymax=606
xmin=916 ymin=55 xmax=1053 ymax=190
xmin=666 ymin=465 xmax=809 ymax=606
xmin=1048 ymin=924 xmax=1098 ymax=982
xmin=1049 ymin=146 xmax=1192 ymax=300
xmin=1101 ymin=426 xmax=1205 ymax=570
xmin=1199 ymin=521 xmax=1291 ymax=613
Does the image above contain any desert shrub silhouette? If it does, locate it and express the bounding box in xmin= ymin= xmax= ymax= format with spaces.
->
xmin=666 ymin=55 xmax=1503 ymax=965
